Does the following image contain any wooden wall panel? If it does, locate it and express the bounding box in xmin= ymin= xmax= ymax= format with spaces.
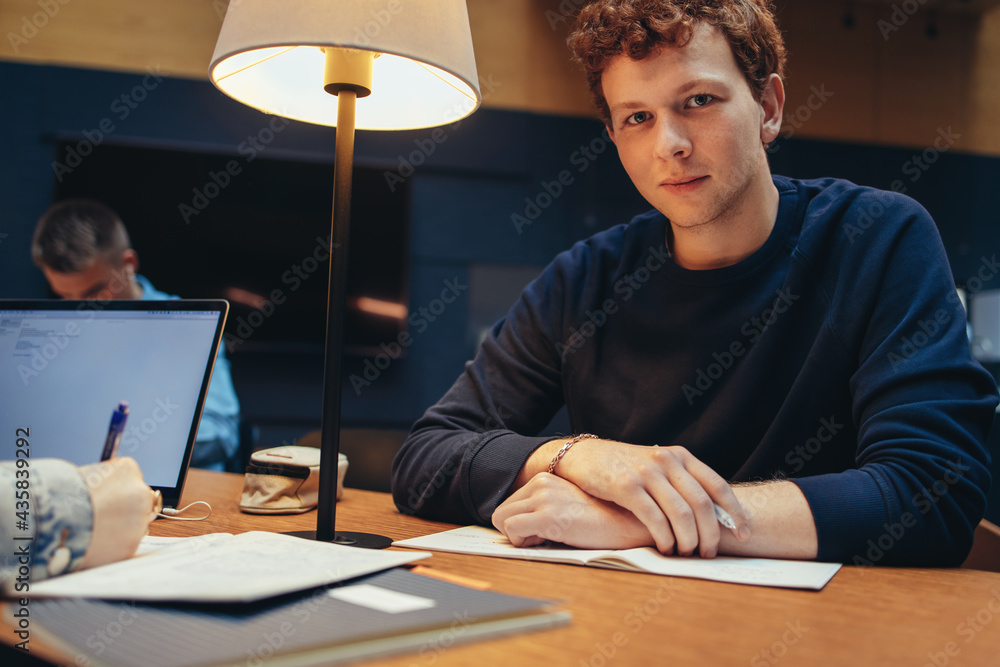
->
xmin=464 ymin=0 xmax=592 ymax=116
xmin=968 ymin=6 xmax=1000 ymax=155
xmin=465 ymin=0 xmax=536 ymax=111
xmin=522 ymin=0 xmax=594 ymax=116
xmin=876 ymin=11 xmax=974 ymax=151
xmin=0 ymin=0 xmax=222 ymax=79
xmin=1 ymin=0 xmax=999 ymax=155
xmin=778 ymin=2 xmax=879 ymax=144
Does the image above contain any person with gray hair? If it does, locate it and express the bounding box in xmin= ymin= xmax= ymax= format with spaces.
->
xmin=32 ymin=199 xmax=242 ymax=470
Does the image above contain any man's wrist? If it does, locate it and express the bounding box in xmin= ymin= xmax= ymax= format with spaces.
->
xmin=547 ymin=434 xmax=599 ymax=475
xmin=514 ymin=439 xmax=565 ymax=489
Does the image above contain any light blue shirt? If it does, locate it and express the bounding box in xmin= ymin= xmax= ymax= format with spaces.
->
xmin=137 ymin=275 xmax=241 ymax=469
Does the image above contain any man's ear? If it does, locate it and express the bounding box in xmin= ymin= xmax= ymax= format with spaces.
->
xmin=759 ymin=73 xmax=785 ymax=145
xmin=121 ymin=249 xmax=139 ymax=276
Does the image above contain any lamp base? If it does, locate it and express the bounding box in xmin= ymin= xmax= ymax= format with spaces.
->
xmin=283 ymin=530 xmax=393 ymax=549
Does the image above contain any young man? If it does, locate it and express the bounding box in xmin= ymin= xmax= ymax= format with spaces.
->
xmin=32 ymin=199 xmax=242 ymax=470
xmin=391 ymin=0 xmax=998 ymax=566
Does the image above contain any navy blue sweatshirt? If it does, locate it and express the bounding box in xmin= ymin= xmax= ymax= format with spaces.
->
xmin=391 ymin=176 xmax=998 ymax=566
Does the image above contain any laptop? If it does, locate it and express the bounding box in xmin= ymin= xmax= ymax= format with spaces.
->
xmin=0 ymin=299 xmax=229 ymax=510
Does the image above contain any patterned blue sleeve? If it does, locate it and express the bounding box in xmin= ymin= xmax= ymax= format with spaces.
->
xmin=0 ymin=459 xmax=94 ymax=587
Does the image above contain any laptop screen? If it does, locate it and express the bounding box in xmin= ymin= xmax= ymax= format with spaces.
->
xmin=0 ymin=300 xmax=227 ymax=503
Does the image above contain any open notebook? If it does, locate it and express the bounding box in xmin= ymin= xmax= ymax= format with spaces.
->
xmin=395 ymin=525 xmax=842 ymax=590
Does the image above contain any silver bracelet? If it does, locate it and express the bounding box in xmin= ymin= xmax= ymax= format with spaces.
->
xmin=547 ymin=433 xmax=598 ymax=474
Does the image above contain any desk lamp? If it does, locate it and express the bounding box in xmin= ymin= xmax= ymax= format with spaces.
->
xmin=209 ymin=0 xmax=481 ymax=547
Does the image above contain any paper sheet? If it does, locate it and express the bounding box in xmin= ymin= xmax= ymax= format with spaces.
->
xmin=22 ymin=531 xmax=431 ymax=602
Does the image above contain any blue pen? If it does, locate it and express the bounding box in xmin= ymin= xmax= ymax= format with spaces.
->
xmin=100 ymin=401 xmax=129 ymax=461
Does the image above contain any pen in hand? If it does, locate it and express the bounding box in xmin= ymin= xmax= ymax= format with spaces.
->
xmin=714 ymin=503 xmax=737 ymax=530
xmin=100 ymin=401 xmax=129 ymax=461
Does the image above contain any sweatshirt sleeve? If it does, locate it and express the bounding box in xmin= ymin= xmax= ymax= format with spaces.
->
xmin=792 ymin=189 xmax=998 ymax=566
xmin=0 ymin=459 xmax=94 ymax=588
xmin=391 ymin=246 xmax=590 ymax=524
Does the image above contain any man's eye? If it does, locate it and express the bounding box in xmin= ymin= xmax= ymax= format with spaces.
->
xmin=626 ymin=111 xmax=650 ymax=125
xmin=688 ymin=94 xmax=714 ymax=108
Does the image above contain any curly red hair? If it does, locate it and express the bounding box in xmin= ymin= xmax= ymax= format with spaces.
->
xmin=568 ymin=0 xmax=787 ymax=122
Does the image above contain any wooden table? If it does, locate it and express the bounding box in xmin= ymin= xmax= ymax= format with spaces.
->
xmin=142 ymin=470 xmax=1000 ymax=666
xmin=7 ymin=469 xmax=1000 ymax=666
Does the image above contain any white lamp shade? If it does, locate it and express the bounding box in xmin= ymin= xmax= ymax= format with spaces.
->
xmin=210 ymin=0 xmax=481 ymax=130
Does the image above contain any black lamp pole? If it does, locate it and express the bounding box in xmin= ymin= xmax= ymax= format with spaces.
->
xmin=303 ymin=71 xmax=390 ymax=549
